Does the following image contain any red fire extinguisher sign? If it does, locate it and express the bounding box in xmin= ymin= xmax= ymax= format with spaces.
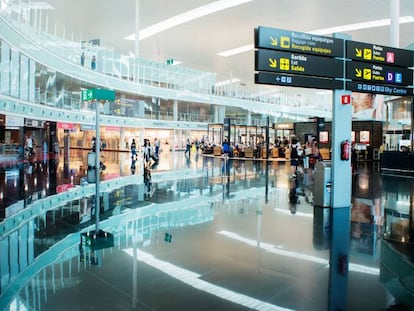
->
xmin=341 ymin=95 xmax=351 ymax=105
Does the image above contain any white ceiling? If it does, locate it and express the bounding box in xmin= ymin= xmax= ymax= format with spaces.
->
xmin=43 ymin=0 xmax=414 ymax=91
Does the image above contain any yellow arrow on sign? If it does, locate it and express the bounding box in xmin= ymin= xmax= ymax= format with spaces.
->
xmin=355 ymin=68 xmax=362 ymax=77
xmin=355 ymin=48 xmax=362 ymax=57
xmin=270 ymin=36 xmax=277 ymax=46
xmin=269 ymin=58 xmax=277 ymax=68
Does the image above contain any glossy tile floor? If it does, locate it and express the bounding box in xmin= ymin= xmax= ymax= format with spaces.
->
xmin=0 ymin=150 xmax=413 ymax=310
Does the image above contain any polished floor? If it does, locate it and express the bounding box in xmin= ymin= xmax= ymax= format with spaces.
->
xmin=0 ymin=150 xmax=413 ymax=310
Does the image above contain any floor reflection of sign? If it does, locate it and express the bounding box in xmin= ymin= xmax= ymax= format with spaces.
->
xmin=319 ymin=131 xmax=329 ymax=144
xmin=360 ymin=131 xmax=370 ymax=144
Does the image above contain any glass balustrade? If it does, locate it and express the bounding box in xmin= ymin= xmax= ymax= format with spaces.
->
xmin=0 ymin=0 xmax=326 ymax=115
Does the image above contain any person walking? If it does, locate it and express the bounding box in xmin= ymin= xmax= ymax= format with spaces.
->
xmin=154 ymin=138 xmax=160 ymax=157
xmin=184 ymin=138 xmax=191 ymax=157
xmin=289 ymin=137 xmax=301 ymax=178
xmin=25 ymin=135 xmax=34 ymax=158
xmin=303 ymin=141 xmax=312 ymax=170
xmin=80 ymin=52 xmax=85 ymax=66
xmin=143 ymin=139 xmax=152 ymax=163
xmin=91 ymin=55 xmax=96 ymax=70
xmin=131 ymin=138 xmax=137 ymax=159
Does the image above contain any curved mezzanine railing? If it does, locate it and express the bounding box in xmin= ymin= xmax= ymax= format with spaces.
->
xmin=0 ymin=4 xmax=332 ymax=121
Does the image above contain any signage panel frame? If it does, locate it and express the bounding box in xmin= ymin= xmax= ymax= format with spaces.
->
xmin=255 ymin=72 xmax=343 ymax=90
xmin=346 ymin=81 xmax=413 ymax=96
xmin=346 ymin=40 xmax=414 ymax=67
xmin=255 ymin=26 xmax=344 ymax=58
xmin=255 ymin=49 xmax=343 ymax=78
xmin=346 ymin=60 xmax=413 ymax=86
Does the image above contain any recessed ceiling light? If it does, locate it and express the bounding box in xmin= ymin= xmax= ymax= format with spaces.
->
xmin=217 ymin=44 xmax=254 ymax=57
xmin=310 ymin=15 xmax=414 ymax=35
xmin=214 ymin=78 xmax=241 ymax=87
xmin=125 ymin=0 xmax=253 ymax=41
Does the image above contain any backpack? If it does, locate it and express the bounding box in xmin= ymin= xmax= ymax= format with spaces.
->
xmin=291 ymin=145 xmax=298 ymax=159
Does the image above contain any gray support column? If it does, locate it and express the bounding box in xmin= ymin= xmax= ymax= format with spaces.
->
xmin=38 ymin=10 xmax=42 ymax=32
xmin=134 ymin=0 xmax=140 ymax=81
xmin=217 ymin=106 xmax=225 ymax=123
xmin=173 ymin=100 xmax=178 ymax=121
xmin=328 ymin=32 xmax=352 ymax=311
xmin=331 ymin=32 xmax=352 ymax=209
xmin=213 ymin=105 xmax=218 ymax=123
xmin=390 ymin=0 xmax=400 ymax=48
xmin=95 ymin=101 xmax=101 ymax=231
xmin=33 ymin=8 xmax=37 ymax=30
xmin=120 ymin=128 xmax=126 ymax=151
xmin=247 ymin=111 xmax=252 ymax=125
xmin=331 ymin=90 xmax=352 ymax=208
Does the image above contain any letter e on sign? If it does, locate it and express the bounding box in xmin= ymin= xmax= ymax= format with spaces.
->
xmin=341 ymin=95 xmax=351 ymax=105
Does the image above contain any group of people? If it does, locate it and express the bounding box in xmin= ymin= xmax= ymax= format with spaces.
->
xmin=287 ymin=137 xmax=322 ymax=178
xmin=130 ymin=138 xmax=160 ymax=193
xmin=130 ymin=138 xmax=160 ymax=162
xmin=184 ymin=138 xmax=202 ymax=158
xmin=80 ymin=52 xmax=96 ymax=70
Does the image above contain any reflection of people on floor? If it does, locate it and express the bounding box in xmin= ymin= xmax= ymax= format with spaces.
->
xmin=288 ymin=177 xmax=300 ymax=209
xmin=351 ymin=144 xmax=358 ymax=174
xmin=185 ymin=138 xmax=191 ymax=158
xmin=131 ymin=138 xmax=137 ymax=159
xmin=131 ymin=159 xmax=136 ymax=174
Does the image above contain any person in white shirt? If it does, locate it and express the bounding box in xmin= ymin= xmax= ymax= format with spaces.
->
xmin=289 ymin=137 xmax=302 ymax=177
xmin=25 ymin=135 xmax=34 ymax=157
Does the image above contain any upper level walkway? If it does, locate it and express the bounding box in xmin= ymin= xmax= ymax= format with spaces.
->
xmin=0 ymin=7 xmax=332 ymax=124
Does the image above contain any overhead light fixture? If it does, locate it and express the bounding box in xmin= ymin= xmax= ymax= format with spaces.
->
xmin=214 ymin=78 xmax=241 ymax=87
xmin=125 ymin=0 xmax=253 ymax=41
xmin=217 ymin=15 xmax=414 ymax=57
xmin=316 ymin=91 xmax=332 ymax=95
xmin=217 ymin=44 xmax=254 ymax=57
xmin=310 ymin=15 xmax=414 ymax=35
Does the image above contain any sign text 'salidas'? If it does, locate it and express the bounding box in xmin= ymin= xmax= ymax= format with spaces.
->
xmin=291 ymin=32 xmax=334 ymax=56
